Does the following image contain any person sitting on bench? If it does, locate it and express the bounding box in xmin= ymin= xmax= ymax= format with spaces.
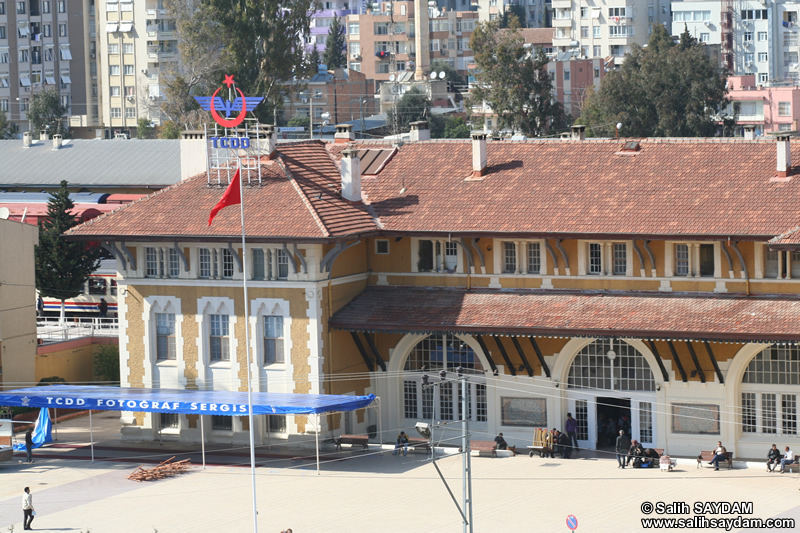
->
xmin=394 ymin=431 xmax=409 ymax=456
xmin=627 ymin=439 xmax=643 ymax=466
xmin=494 ymin=433 xmax=508 ymax=450
xmin=708 ymin=441 xmax=727 ymax=471
xmin=767 ymin=444 xmax=781 ymax=472
xmin=780 ymin=446 xmax=795 ymax=473
xmin=558 ymin=430 xmax=572 ymax=459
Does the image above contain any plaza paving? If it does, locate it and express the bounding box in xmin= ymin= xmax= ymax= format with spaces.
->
xmin=1 ymin=412 xmax=799 ymax=532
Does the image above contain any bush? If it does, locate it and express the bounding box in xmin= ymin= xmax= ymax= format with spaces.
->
xmin=38 ymin=376 xmax=67 ymax=385
xmin=94 ymin=344 xmax=120 ymax=385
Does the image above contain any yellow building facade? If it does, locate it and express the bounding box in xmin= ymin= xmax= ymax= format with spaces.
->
xmin=69 ymin=127 xmax=800 ymax=458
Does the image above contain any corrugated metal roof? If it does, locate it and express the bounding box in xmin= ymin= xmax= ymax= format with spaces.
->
xmin=0 ymin=138 xmax=182 ymax=187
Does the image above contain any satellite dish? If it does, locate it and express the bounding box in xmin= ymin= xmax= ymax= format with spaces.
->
xmin=438 ymin=71 xmax=446 ymax=79
xmin=0 ymin=207 xmax=9 ymax=220
xmin=429 ymin=72 xmax=437 ymax=80
xmin=389 ymin=74 xmax=396 ymax=82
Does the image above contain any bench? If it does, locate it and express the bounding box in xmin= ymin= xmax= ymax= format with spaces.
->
xmin=782 ymin=462 xmax=800 ymax=473
xmin=407 ymin=437 xmax=432 ymax=455
xmin=697 ymin=450 xmax=733 ymax=469
xmin=335 ymin=434 xmax=368 ymax=451
xmin=470 ymin=440 xmax=498 ymax=458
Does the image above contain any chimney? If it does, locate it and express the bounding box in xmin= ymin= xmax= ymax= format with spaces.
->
xmin=472 ymin=133 xmax=488 ymax=178
xmin=341 ymin=147 xmax=362 ymax=202
xmin=334 ymin=123 xmax=355 ymax=143
xmin=743 ymin=125 xmax=755 ymax=140
xmin=414 ymin=0 xmax=431 ymax=81
xmin=254 ymin=124 xmax=276 ymax=159
xmin=777 ymin=135 xmax=792 ymax=177
xmin=23 ymin=132 xmax=32 ymax=148
xmin=52 ymin=134 xmax=62 ymax=150
xmin=40 ymin=129 xmax=49 ymax=141
xmin=571 ymin=124 xmax=586 ymax=141
xmin=409 ymin=120 xmax=430 ymax=141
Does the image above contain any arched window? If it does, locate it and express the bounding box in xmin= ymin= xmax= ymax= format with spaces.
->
xmin=401 ymin=334 xmax=487 ymax=424
xmin=404 ymin=333 xmax=483 ymax=374
xmin=568 ymin=339 xmax=655 ymax=391
xmin=741 ymin=344 xmax=800 ymax=436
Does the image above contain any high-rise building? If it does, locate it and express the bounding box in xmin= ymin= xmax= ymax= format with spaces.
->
xmin=89 ymin=0 xmax=177 ymax=138
xmin=0 ymin=0 xmax=85 ymax=135
xmin=551 ymin=0 xmax=672 ymax=60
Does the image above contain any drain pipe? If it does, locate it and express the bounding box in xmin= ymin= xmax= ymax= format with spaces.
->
xmin=730 ymin=241 xmax=750 ymax=295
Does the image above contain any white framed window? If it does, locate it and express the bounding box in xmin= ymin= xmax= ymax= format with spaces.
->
xmin=568 ymin=339 xmax=655 ymax=391
xmin=155 ymin=313 xmax=176 ymax=361
xmin=503 ymin=242 xmax=517 ymax=273
xmin=209 ymin=314 xmax=230 ymax=362
xmin=145 ymin=247 xmax=158 ymax=277
xmin=221 ymin=248 xmax=234 ymax=279
xmin=765 ymin=249 xmax=779 ymax=278
xmin=527 ymin=242 xmax=541 ymax=274
xmin=123 ymin=43 xmax=134 ymax=54
xmin=110 ymin=86 xmax=120 ymax=97
xmin=742 ymin=344 xmax=800 ymax=436
xmin=199 ymin=248 xmax=211 ymax=278
xmin=110 ymin=64 xmax=120 ymax=76
xmin=413 ymin=239 xmax=463 ymax=274
xmin=57 ymin=0 xmax=65 ymax=12
xmin=58 ymin=23 xmax=66 ymax=37
xmin=758 ymin=31 xmax=768 ymax=42
xmin=588 ymin=243 xmax=602 ymax=274
xmin=108 ymin=44 xmax=119 ymax=54
xmin=593 ymin=26 xmax=601 ymax=38
xmin=123 ymin=64 xmax=134 ymax=75
xmin=759 ymin=52 xmax=768 ymax=62
xmin=375 ymin=239 xmax=390 ymax=255
xmin=348 ymin=22 xmax=359 ymax=34
xmin=779 ymin=102 xmax=791 ymax=116
xmin=675 ymin=243 xmax=689 ymax=276
xmin=700 ymin=33 xmax=709 ymax=43
xmin=263 ymin=316 xmax=284 ymax=364
xmin=612 ymin=243 xmax=626 ymax=275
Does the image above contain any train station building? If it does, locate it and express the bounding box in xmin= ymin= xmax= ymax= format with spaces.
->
xmin=66 ymin=124 xmax=800 ymax=458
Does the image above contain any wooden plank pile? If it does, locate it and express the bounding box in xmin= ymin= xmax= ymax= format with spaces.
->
xmin=127 ymin=456 xmax=192 ymax=482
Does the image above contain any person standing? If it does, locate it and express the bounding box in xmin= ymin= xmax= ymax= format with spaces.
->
xmin=22 ymin=487 xmax=34 ymax=530
xmin=615 ymin=430 xmax=631 ymax=469
xmin=36 ymin=296 xmax=43 ymax=318
xmin=565 ymin=413 xmax=578 ymax=453
xmin=99 ymin=298 xmax=108 ymax=318
xmin=25 ymin=427 xmax=34 ymax=464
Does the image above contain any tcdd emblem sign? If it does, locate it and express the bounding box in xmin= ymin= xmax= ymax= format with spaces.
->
xmin=566 ymin=514 xmax=578 ymax=531
xmin=194 ymin=74 xmax=264 ymax=129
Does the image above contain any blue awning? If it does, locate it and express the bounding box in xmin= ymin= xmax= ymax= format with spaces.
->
xmin=0 ymin=386 xmax=376 ymax=416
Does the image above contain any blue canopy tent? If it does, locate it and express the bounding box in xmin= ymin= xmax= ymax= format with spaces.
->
xmin=0 ymin=385 xmax=377 ymax=472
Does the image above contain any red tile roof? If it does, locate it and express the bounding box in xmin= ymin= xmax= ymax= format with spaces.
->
xmin=334 ymin=138 xmax=800 ymax=240
xmin=330 ymin=286 xmax=800 ymax=342
xmin=67 ymin=141 xmax=377 ymax=241
xmin=69 ymin=137 xmax=800 ymax=243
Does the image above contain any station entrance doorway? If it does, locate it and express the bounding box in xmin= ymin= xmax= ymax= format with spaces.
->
xmin=595 ymin=397 xmax=631 ymax=450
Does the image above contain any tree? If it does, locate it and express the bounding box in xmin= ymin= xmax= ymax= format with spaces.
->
xmin=501 ymin=6 xmax=527 ymax=28
xmin=28 ymin=87 xmax=68 ymax=137
xmin=323 ymin=16 xmax=347 ymax=69
xmin=579 ymin=24 xmax=728 ymax=137
xmin=469 ymin=19 xmax=566 ymax=136
xmin=157 ymin=120 xmax=181 ymax=139
xmin=201 ymin=0 xmax=317 ymax=123
xmin=308 ymin=46 xmax=322 ymax=74
xmin=0 ymin=110 xmax=16 ymax=139
xmin=35 ymin=181 xmax=101 ymax=325
xmin=93 ymin=345 xmax=120 ymax=385
xmin=137 ymin=117 xmax=154 ymax=139
xmin=442 ymin=117 xmax=471 ymax=138
xmin=386 ymin=87 xmax=430 ymax=134
xmin=288 ymin=115 xmax=310 ymax=128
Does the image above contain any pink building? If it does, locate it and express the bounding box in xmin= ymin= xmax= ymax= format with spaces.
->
xmin=727 ymin=76 xmax=800 ymax=135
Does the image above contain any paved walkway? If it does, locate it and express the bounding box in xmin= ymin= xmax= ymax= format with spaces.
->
xmin=0 ymin=413 xmax=798 ymax=532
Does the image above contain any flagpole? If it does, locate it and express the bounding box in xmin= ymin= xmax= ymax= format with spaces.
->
xmin=237 ymin=160 xmax=259 ymax=533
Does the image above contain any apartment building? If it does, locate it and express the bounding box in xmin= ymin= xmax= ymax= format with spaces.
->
xmin=551 ymin=0 xmax=672 ymax=59
xmin=280 ymin=67 xmax=376 ymax=131
xmin=723 ymin=74 xmax=800 ymax=134
xmin=472 ymin=0 xmax=549 ymax=28
xmin=89 ymin=0 xmax=176 ymax=138
xmin=548 ymin=56 xmax=606 ymax=116
xmin=0 ymin=0 xmax=84 ymax=135
xmin=346 ymin=1 xmax=479 ymax=87
xmin=308 ymin=2 xmax=358 ymax=53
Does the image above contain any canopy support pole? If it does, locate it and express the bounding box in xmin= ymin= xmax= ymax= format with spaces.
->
xmin=89 ymin=409 xmax=94 ymax=464
xmin=315 ymin=413 xmax=321 ymax=476
xmin=377 ymin=397 xmax=383 ymax=455
xmin=200 ymin=415 xmax=206 ymax=470
xmin=53 ymin=408 xmax=58 ymax=441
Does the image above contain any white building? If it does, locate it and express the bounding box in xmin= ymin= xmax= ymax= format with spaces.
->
xmin=551 ymin=0 xmax=672 ymax=59
xmin=0 ymin=0 xmax=83 ymax=135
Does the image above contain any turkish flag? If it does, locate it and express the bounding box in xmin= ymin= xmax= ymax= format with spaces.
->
xmin=208 ymin=168 xmax=241 ymax=226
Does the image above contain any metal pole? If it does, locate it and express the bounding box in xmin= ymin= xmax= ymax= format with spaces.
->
xmin=53 ymin=408 xmax=57 ymax=441
xmin=89 ymin=410 xmax=94 ymax=464
xmin=377 ymin=397 xmax=383 ymax=455
xmin=462 ymin=375 xmax=473 ymax=533
xmin=315 ymin=413 xmax=321 ymax=476
xmin=238 ymin=158 xmax=260 ymax=533
xmin=200 ymin=415 xmax=206 ymax=470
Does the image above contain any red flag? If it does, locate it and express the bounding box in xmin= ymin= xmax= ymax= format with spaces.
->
xmin=208 ymin=169 xmax=241 ymax=226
